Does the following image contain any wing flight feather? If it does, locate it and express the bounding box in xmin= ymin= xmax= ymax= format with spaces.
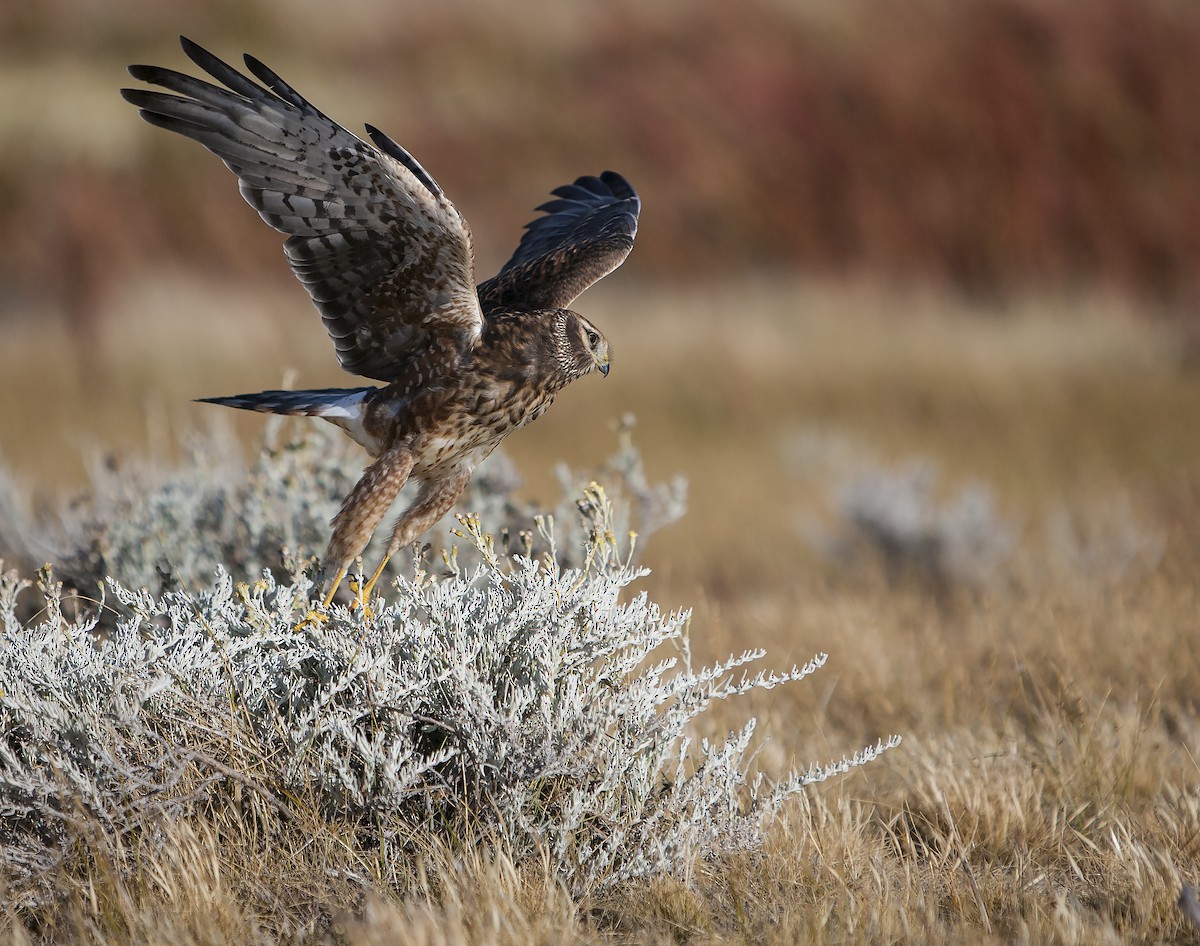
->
xmin=477 ymin=171 xmax=640 ymax=312
xmin=122 ymin=36 xmax=482 ymax=382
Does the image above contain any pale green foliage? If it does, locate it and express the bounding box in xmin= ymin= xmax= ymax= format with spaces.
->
xmin=0 ymin=419 xmax=685 ymax=614
xmin=793 ymin=436 xmax=1165 ymax=593
xmin=826 ymin=460 xmax=1017 ymax=588
xmin=0 ymin=444 xmax=895 ymax=904
xmin=786 ymin=429 xmax=1020 ymax=589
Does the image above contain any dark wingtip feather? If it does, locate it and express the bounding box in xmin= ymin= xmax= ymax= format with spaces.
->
xmin=178 ymin=36 xmax=215 ymax=73
xmin=599 ymin=169 xmax=631 ymax=187
xmin=173 ymin=36 xmax=264 ymax=99
xmin=241 ymin=53 xmax=281 ymax=89
xmin=364 ymin=123 xmax=441 ymax=197
xmin=178 ymin=35 xmax=206 ymax=62
xmin=241 ymin=51 xmax=325 ymax=115
xmin=599 ymin=170 xmax=639 ymax=203
xmin=133 ymin=109 xmax=207 ymax=136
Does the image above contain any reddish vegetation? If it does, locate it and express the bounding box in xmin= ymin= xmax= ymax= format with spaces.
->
xmin=5 ymin=0 xmax=1200 ymax=326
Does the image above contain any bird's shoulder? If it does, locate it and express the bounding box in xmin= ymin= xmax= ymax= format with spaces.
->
xmin=479 ymin=306 xmax=560 ymax=347
xmin=474 ymin=308 xmax=561 ymax=376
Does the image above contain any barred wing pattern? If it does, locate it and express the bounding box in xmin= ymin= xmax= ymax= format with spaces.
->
xmin=478 ymin=171 xmax=641 ymax=312
xmin=122 ymin=37 xmax=482 ymax=383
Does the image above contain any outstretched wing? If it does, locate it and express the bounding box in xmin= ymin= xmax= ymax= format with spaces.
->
xmin=477 ymin=171 xmax=640 ymax=312
xmin=121 ymin=37 xmax=482 ymax=383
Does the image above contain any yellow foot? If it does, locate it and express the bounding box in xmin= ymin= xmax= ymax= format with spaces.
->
xmin=300 ymin=564 xmax=348 ymax=628
xmin=297 ymin=608 xmax=329 ymax=629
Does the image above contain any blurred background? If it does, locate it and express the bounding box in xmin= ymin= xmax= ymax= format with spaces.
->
xmin=5 ymin=8 xmax=1200 ymax=934
xmin=2 ymin=0 xmax=1199 ymax=599
xmin=7 ymin=0 xmax=1200 ymax=314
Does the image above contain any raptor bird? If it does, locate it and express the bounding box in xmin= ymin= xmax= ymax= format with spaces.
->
xmin=122 ymin=37 xmax=639 ymax=619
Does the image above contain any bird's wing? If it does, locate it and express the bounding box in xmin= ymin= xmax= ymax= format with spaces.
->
xmin=477 ymin=171 xmax=640 ymax=312
xmin=122 ymin=37 xmax=482 ymax=383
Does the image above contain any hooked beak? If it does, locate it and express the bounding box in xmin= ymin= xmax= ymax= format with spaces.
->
xmin=598 ymin=358 xmax=610 ymax=377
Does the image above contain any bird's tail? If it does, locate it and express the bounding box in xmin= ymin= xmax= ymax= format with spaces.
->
xmin=196 ymin=387 xmax=377 ymax=417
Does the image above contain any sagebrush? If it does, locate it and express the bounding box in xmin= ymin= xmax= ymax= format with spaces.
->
xmin=0 ymin=428 xmax=894 ymax=907
xmin=0 ymin=417 xmax=685 ymax=619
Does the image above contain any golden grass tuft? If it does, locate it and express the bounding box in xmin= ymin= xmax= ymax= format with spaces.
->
xmin=2 ymin=275 xmax=1199 ymax=943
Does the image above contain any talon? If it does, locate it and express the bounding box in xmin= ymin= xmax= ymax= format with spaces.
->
xmin=297 ymin=608 xmax=329 ymax=629
xmin=299 ymin=564 xmax=349 ymax=628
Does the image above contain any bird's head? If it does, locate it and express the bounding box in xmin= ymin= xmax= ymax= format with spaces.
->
xmin=555 ymin=310 xmax=610 ymax=380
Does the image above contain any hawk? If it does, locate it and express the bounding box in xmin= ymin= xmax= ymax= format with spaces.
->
xmin=122 ymin=37 xmax=640 ymax=619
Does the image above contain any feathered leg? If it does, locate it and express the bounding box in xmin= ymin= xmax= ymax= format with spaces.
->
xmin=359 ymin=465 xmax=473 ymax=603
xmin=302 ymin=448 xmax=413 ymax=624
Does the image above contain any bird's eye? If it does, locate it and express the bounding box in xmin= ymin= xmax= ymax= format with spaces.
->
xmin=586 ymin=331 xmax=600 ymax=347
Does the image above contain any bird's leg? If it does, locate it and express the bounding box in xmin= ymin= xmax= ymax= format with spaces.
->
xmin=299 ymin=448 xmax=414 ymax=626
xmin=322 ymin=565 xmax=350 ymax=610
xmin=359 ymin=555 xmax=393 ymax=607
xmin=360 ymin=466 xmax=473 ymax=603
xmin=345 ymin=558 xmax=370 ymax=614
xmin=299 ymin=565 xmax=349 ymax=629
xmin=343 ymin=559 xmax=387 ymax=619
xmin=346 ymin=558 xmax=388 ymax=622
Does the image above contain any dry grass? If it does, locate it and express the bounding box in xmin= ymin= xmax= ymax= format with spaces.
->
xmin=1 ymin=275 xmax=1198 ymax=943
xmin=4 ymin=5 xmax=1199 ymax=937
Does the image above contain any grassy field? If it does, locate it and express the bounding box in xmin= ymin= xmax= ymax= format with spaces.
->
xmin=4 ymin=3 xmax=1200 ymax=939
xmin=1 ymin=275 xmax=1198 ymax=943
